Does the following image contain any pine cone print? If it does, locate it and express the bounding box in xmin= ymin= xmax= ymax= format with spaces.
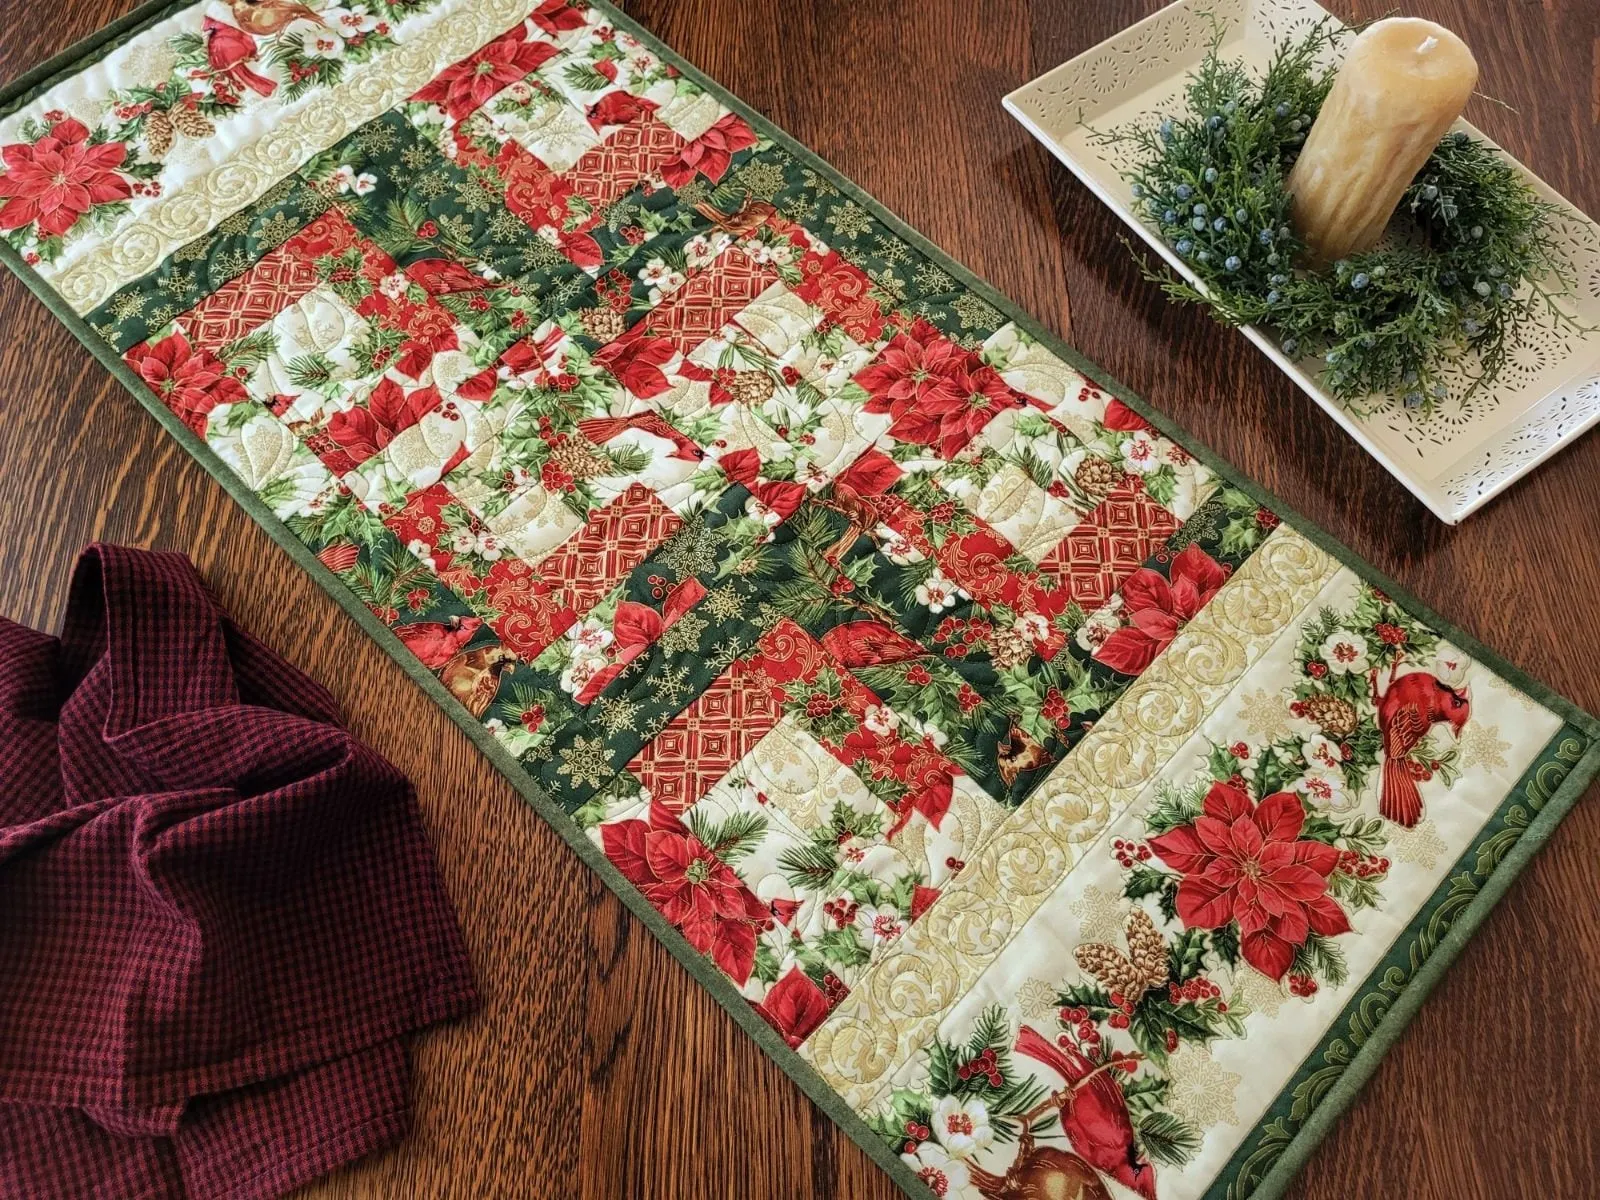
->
xmin=1073 ymin=454 xmax=1124 ymax=498
xmin=729 ymin=369 xmax=776 ymax=407
xmin=549 ymin=436 xmax=609 ymax=480
xmin=579 ymin=306 xmax=626 ymax=343
xmin=144 ymin=109 xmax=174 ymax=158
xmin=1074 ymin=941 xmax=1146 ymax=1002
xmin=169 ymin=103 xmax=214 ymax=139
xmin=989 ymin=626 xmax=1032 ymax=670
xmin=1125 ymin=908 xmax=1169 ymax=991
xmin=1301 ymin=692 xmax=1358 ymax=740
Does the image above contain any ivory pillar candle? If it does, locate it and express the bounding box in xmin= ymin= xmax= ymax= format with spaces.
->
xmin=1287 ymin=17 xmax=1478 ymax=263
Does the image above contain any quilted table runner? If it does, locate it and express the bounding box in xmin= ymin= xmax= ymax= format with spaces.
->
xmin=3 ymin=4 xmax=1597 ymax=1198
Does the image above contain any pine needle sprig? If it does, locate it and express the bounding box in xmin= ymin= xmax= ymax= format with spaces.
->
xmin=1093 ymin=18 xmax=1579 ymax=415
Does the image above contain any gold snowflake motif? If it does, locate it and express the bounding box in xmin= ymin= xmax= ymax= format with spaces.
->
xmin=414 ymin=171 xmax=450 ymax=200
xmin=914 ymin=262 xmax=956 ymax=295
xmin=734 ymin=160 xmax=786 ymax=203
xmin=1485 ymin=673 xmax=1539 ymax=712
xmin=1164 ymin=1044 xmax=1242 ymax=1127
xmin=596 ymin=694 xmax=641 ymax=736
xmin=1460 ymin=722 xmax=1510 ymax=770
xmin=1388 ymin=818 xmax=1447 ymax=869
xmin=800 ymin=167 xmax=840 ymax=197
xmin=401 ymin=144 xmax=434 ymax=171
xmin=1068 ymin=883 xmax=1125 ymax=945
xmin=825 ymin=200 xmax=873 ymax=241
xmin=873 ymin=235 xmax=912 ymax=265
xmin=648 ymin=663 xmax=692 ymax=705
xmin=108 ymin=291 xmax=149 ymax=321
xmin=658 ymin=611 xmax=708 ymax=656
xmin=702 ymin=582 xmax=745 ymax=622
xmin=158 ymin=269 xmax=196 ymax=299
xmin=438 ymin=213 xmax=473 ymax=245
xmin=950 ymin=291 xmax=1002 ymax=331
xmin=173 ymin=234 xmax=215 ymax=264
xmin=217 ymin=209 xmax=254 ymax=236
xmin=658 ymin=520 xmax=720 ymax=578
xmin=1015 ymin=978 xmax=1059 ymax=1021
xmin=214 ymin=249 xmax=251 ymax=279
xmin=1237 ymin=687 xmax=1295 ymax=741
xmin=354 ymin=120 xmax=399 ymax=155
xmin=259 ymin=177 xmax=301 ymax=209
xmin=147 ymin=304 xmax=177 ymax=327
xmin=557 ymin=735 xmax=611 ymax=791
xmin=487 ymin=209 xmax=526 ymax=243
xmin=1234 ymin=965 xmax=1286 ymax=1019
xmin=453 ymin=176 xmax=497 ymax=213
xmin=866 ymin=265 xmax=908 ymax=302
xmin=256 ymin=211 xmax=302 ymax=250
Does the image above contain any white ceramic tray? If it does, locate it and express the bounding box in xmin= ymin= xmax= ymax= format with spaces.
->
xmin=1003 ymin=0 xmax=1600 ymax=523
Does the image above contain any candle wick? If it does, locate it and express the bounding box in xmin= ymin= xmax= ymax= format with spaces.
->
xmin=1416 ymin=35 xmax=1439 ymax=54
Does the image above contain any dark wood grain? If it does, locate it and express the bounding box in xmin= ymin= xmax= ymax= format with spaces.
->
xmin=2 ymin=2 xmax=1597 ymax=1197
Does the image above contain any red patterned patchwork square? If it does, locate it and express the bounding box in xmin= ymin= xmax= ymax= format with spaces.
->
xmin=1040 ymin=482 xmax=1183 ymax=610
xmin=636 ymin=248 xmax=781 ymax=355
xmin=564 ymin=110 xmax=686 ymax=212
xmin=628 ymin=658 xmax=781 ymax=813
xmin=382 ymin=483 xmax=576 ymax=659
xmin=792 ymin=245 xmax=886 ymax=346
xmin=540 ymin=481 xmax=682 ymax=616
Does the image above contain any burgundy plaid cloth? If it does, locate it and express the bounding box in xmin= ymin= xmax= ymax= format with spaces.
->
xmin=0 ymin=545 xmax=478 ymax=1198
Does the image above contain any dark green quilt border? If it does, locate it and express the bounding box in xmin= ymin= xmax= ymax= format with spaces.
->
xmin=1 ymin=4 xmax=1597 ymax=1199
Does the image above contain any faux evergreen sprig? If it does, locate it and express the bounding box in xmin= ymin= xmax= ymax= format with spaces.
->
xmin=1099 ymin=19 xmax=1578 ymax=414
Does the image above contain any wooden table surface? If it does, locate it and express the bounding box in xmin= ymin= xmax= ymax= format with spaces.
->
xmin=3 ymin=1 xmax=1598 ymax=1196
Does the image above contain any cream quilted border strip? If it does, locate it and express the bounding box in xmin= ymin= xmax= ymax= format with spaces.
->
xmin=50 ymin=0 xmax=544 ymax=315
xmin=797 ymin=526 xmax=1340 ymax=1110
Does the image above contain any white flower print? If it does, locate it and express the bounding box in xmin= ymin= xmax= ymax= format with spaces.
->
xmin=1075 ymin=596 xmax=1123 ymax=653
xmin=744 ymin=494 xmax=781 ymax=528
xmin=902 ymin=1141 xmax=970 ymax=1197
xmin=1319 ymin=630 xmax=1370 ymax=675
xmin=1301 ymin=733 xmax=1345 ymax=773
xmin=1012 ymin=611 xmax=1050 ymax=644
xmin=406 ymin=538 xmax=436 ymax=571
xmin=298 ymin=26 xmax=346 ymax=59
xmin=930 ymin=1095 xmax=992 ymax=1159
xmin=1120 ymin=429 xmax=1159 ymax=473
xmin=378 ymin=271 xmax=409 ymax=300
xmin=915 ymin=569 xmax=966 ymax=613
xmin=903 ymin=713 xmax=948 ymax=749
xmin=473 ymin=531 xmax=503 ymax=561
xmin=856 ymin=904 xmax=905 ymax=945
xmin=1295 ymin=768 xmax=1354 ymax=813
xmin=874 ymin=523 xmax=925 ymax=566
xmin=638 ymin=257 xmax=686 ymax=295
xmin=331 ymin=165 xmax=376 ymax=194
xmin=862 ymin=704 xmax=899 ymax=736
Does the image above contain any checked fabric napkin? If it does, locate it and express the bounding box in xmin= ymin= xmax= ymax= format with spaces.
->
xmin=0 ymin=544 xmax=477 ymax=1198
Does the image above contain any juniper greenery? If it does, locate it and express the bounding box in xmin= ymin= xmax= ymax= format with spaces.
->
xmin=1099 ymin=20 xmax=1577 ymax=414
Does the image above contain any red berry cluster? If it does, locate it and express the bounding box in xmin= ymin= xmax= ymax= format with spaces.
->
xmin=928 ymin=501 xmax=957 ymax=525
xmin=520 ymin=704 xmax=545 ymax=733
xmin=906 ymin=664 xmax=933 ymax=686
xmin=1230 ymin=741 xmax=1250 ymax=759
xmin=956 ymin=1047 xmax=1002 ymax=1089
xmin=781 ymin=365 xmax=802 ymax=385
xmin=1305 ymin=661 xmax=1329 ymax=679
xmin=620 ymin=225 xmax=647 ymax=245
xmin=1041 ymin=688 xmax=1069 ymax=727
xmin=830 ymin=575 xmax=855 ymax=597
xmin=1112 ymin=838 xmax=1151 ymax=869
xmin=805 ymin=692 xmax=837 ymax=719
xmin=944 ymin=855 xmax=965 ymax=871
xmin=1288 ymin=973 xmax=1318 ymax=997
xmin=932 ymin=617 xmax=993 ymax=661
xmin=1046 ymin=479 xmax=1071 ymax=499
xmin=1336 ymin=849 xmax=1389 ymax=878
xmin=1058 ymin=1007 xmax=1104 ymax=1047
xmin=822 ymin=971 xmax=847 ymax=1003
xmin=822 ymin=897 xmax=859 ymax=929
xmin=901 ymin=1119 xmax=931 ymax=1154
xmin=957 ymin=684 xmax=983 ymax=713
xmin=1255 ymin=507 xmax=1280 ymax=531
xmin=1374 ymin=622 xmax=1407 ymax=646
xmin=549 ymin=371 xmax=578 ymax=391
xmin=1167 ymin=977 xmax=1224 ymax=1009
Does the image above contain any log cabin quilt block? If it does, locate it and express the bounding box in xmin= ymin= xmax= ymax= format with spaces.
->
xmin=3 ymin=3 xmax=1597 ymax=1199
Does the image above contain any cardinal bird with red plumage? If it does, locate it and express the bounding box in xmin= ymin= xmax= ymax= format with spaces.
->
xmin=1013 ymin=1025 xmax=1157 ymax=1200
xmin=578 ymin=412 xmax=704 ymax=462
xmin=395 ymin=614 xmax=482 ymax=670
xmin=1373 ymin=657 xmax=1471 ymax=827
xmin=202 ymin=18 xmax=278 ymax=99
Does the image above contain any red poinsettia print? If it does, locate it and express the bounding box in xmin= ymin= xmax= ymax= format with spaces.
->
xmin=126 ymin=330 xmax=248 ymax=435
xmin=659 ymin=112 xmax=757 ymax=187
xmin=1149 ymin=782 xmax=1350 ymax=980
xmin=602 ymin=801 xmax=773 ymax=985
xmin=856 ymin=319 xmax=1021 ymax=459
xmin=757 ymin=967 xmax=835 ymax=1047
xmin=1093 ymin=543 xmax=1228 ymax=676
xmin=413 ymin=26 xmax=560 ymax=120
xmin=0 ymin=117 xmax=131 ymax=240
xmin=325 ymin=377 xmax=443 ymax=464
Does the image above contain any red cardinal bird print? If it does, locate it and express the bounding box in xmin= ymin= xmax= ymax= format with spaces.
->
xmin=1013 ymin=1025 xmax=1157 ymax=1200
xmin=1373 ymin=660 xmax=1471 ymax=827
xmin=577 ymin=412 xmax=704 ymax=462
xmin=403 ymin=257 xmax=498 ymax=296
xmin=395 ymin=614 xmax=482 ymax=670
xmin=202 ymin=18 xmax=278 ymax=99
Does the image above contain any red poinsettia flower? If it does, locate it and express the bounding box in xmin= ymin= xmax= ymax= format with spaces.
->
xmin=756 ymin=967 xmax=835 ymax=1047
xmin=127 ymin=330 xmax=247 ymax=435
xmin=414 ymin=29 xmax=560 ymax=120
xmin=1093 ymin=544 xmax=1227 ymax=676
xmin=887 ymin=361 xmax=1023 ymax=460
xmin=1149 ymin=782 xmax=1350 ymax=980
xmin=659 ymin=113 xmax=757 ymax=188
xmin=325 ymin=377 xmax=442 ymax=463
xmin=593 ymin=329 xmax=675 ymax=398
xmin=602 ymin=802 xmax=773 ymax=984
xmin=0 ymin=117 xmax=131 ymax=239
xmin=854 ymin=318 xmax=969 ymax=422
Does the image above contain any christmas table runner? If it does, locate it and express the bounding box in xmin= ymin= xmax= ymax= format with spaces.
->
xmin=2 ymin=4 xmax=1596 ymax=1198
